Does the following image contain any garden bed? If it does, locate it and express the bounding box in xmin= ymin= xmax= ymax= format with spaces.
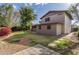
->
xmin=48 ymin=32 xmax=79 ymax=55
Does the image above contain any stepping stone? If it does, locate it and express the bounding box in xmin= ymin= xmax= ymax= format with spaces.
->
xmin=14 ymin=44 xmax=60 ymax=55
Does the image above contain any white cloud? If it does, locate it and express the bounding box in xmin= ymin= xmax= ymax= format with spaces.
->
xmin=35 ymin=3 xmax=48 ymax=6
xmin=13 ymin=5 xmax=17 ymax=9
xmin=24 ymin=3 xmax=48 ymax=6
xmin=77 ymin=6 xmax=79 ymax=10
xmin=41 ymin=3 xmax=48 ymax=6
xmin=28 ymin=3 xmax=33 ymax=6
xmin=34 ymin=10 xmax=37 ymax=13
xmin=24 ymin=3 xmax=29 ymax=6
xmin=24 ymin=3 xmax=33 ymax=6
xmin=34 ymin=3 xmax=41 ymax=5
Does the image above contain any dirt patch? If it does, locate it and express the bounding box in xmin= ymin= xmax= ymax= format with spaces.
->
xmin=0 ymin=41 xmax=28 ymax=55
xmin=19 ymin=37 xmax=31 ymax=45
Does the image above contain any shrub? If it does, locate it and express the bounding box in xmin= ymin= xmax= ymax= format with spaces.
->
xmin=11 ymin=26 xmax=27 ymax=32
xmin=11 ymin=26 xmax=22 ymax=31
xmin=0 ymin=27 xmax=12 ymax=36
xmin=74 ymin=31 xmax=79 ymax=37
xmin=48 ymin=38 xmax=73 ymax=50
xmin=76 ymin=31 xmax=79 ymax=37
xmin=75 ymin=31 xmax=79 ymax=37
xmin=72 ymin=28 xmax=78 ymax=32
xmin=78 ymin=31 xmax=79 ymax=37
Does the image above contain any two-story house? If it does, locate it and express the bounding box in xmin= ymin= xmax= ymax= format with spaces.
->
xmin=32 ymin=10 xmax=72 ymax=35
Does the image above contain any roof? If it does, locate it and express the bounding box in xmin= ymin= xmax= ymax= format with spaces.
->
xmin=40 ymin=10 xmax=73 ymax=19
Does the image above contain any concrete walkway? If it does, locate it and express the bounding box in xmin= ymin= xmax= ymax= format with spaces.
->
xmin=14 ymin=44 xmax=60 ymax=55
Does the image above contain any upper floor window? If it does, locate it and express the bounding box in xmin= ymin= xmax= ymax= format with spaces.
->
xmin=45 ymin=17 xmax=50 ymax=22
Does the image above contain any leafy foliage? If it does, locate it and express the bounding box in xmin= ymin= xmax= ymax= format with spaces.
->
xmin=48 ymin=38 xmax=73 ymax=50
xmin=19 ymin=6 xmax=36 ymax=30
xmin=68 ymin=4 xmax=79 ymax=34
xmin=11 ymin=26 xmax=23 ymax=31
xmin=0 ymin=4 xmax=14 ymax=27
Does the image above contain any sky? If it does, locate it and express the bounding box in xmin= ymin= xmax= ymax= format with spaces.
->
xmin=0 ymin=3 xmax=71 ymax=24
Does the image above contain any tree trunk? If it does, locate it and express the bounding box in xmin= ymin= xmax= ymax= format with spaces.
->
xmin=78 ymin=27 xmax=79 ymax=37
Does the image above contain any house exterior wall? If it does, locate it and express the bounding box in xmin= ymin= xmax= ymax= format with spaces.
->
xmin=36 ymin=24 xmax=57 ymax=35
xmin=40 ymin=12 xmax=64 ymax=24
xmin=32 ymin=11 xmax=71 ymax=36
xmin=61 ymin=24 xmax=64 ymax=34
xmin=64 ymin=13 xmax=71 ymax=34
xmin=56 ymin=24 xmax=64 ymax=35
xmin=37 ymin=11 xmax=65 ymax=35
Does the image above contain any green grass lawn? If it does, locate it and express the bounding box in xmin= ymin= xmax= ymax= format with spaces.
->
xmin=4 ymin=31 xmax=58 ymax=46
xmin=4 ymin=31 xmax=76 ymax=55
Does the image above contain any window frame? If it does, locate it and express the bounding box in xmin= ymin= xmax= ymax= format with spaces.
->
xmin=47 ymin=25 xmax=51 ymax=30
xmin=39 ymin=25 xmax=41 ymax=29
xmin=45 ymin=17 xmax=50 ymax=22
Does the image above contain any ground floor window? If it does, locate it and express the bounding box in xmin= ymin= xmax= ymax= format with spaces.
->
xmin=39 ymin=25 xmax=41 ymax=29
xmin=33 ymin=26 xmax=36 ymax=28
xmin=47 ymin=25 xmax=51 ymax=30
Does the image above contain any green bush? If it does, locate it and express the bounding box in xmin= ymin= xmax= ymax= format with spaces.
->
xmin=72 ymin=28 xmax=78 ymax=32
xmin=48 ymin=38 xmax=73 ymax=50
xmin=78 ymin=32 xmax=79 ymax=37
xmin=77 ymin=31 xmax=79 ymax=37
xmin=74 ymin=31 xmax=79 ymax=37
xmin=11 ymin=26 xmax=28 ymax=31
xmin=11 ymin=26 xmax=22 ymax=31
xmin=55 ymin=39 xmax=71 ymax=49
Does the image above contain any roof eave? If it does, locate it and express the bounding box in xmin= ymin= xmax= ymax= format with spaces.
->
xmin=40 ymin=10 xmax=67 ymax=19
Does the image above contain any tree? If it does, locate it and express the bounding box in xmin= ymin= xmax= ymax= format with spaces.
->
xmin=19 ymin=6 xmax=36 ymax=30
xmin=68 ymin=3 xmax=79 ymax=37
xmin=0 ymin=4 xmax=14 ymax=27
xmin=0 ymin=13 xmax=4 ymax=25
xmin=68 ymin=4 xmax=79 ymax=25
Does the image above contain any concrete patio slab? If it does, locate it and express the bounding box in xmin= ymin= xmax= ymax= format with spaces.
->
xmin=14 ymin=44 xmax=60 ymax=55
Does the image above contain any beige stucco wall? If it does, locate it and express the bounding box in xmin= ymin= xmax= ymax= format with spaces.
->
xmin=41 ymin=12 xmax=64 ymax=24
xmin=64 ymin=13 xmax=71 ymax=34
xmin=32 ymin=11 xmax=71 ymax=35
xmin=33 ymin=23 xmax=64 ymax=35
xmin=36 ymin=24 xmax=56 ymax=35
xmin=56 ymin=24 xmax=64 ymax=35
xmin=56 ymin=24 xmax=62 ymax=35
xmin=61 ymin=24 xmax=64 ymax=34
